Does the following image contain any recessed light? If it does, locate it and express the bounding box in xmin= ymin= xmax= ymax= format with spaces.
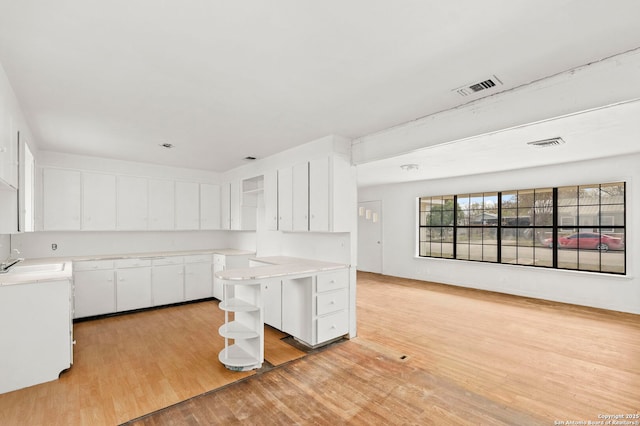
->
xmin=159 ymin=143 xmax=174 ymax=149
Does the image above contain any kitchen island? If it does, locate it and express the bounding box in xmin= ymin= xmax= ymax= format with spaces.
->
xmin=216 ymin=256 xmax=350 ymax=371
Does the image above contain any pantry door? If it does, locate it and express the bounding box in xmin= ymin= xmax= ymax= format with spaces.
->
xmin=357 ymin=200 xmax=382 ymax=273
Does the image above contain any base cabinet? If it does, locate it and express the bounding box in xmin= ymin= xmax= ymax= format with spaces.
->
xmin=184 ymin=258 xmax=213 ymax=301
xmin=73 ymin=267 xmax=116 ymax=318
xmin=262 ymin=279 xmax=282 ymax=330
xmin=115 ymin=260 xmax=152 ymax=312
xmin=0 ymin=279 xmax=72 ymax=394
xmin=151 ymin=261 xmax=184 ymax=306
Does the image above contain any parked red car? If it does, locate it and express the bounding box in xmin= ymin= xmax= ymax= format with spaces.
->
xmin=544 ymin=233 xmax=624 ymax=251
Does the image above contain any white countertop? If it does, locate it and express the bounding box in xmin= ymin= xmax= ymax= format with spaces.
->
xmin=0 ymin=248 xmax=254 ymax=286
xmin=216 ymin=256 xmax=348 ymax=281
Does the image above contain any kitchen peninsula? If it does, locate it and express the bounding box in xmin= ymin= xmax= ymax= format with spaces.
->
xmin=216 ymin=256 xmax=350 ymax=371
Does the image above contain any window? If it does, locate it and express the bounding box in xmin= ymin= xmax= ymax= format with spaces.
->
xmin=418 ymin=182 xmax=625 ymax=274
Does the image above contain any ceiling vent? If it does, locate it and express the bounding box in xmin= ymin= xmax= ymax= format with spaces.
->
xmin=527 ymin=137 xmax=565 ymax=148
xmin=454 ymin=75 xmax=503 ymax=97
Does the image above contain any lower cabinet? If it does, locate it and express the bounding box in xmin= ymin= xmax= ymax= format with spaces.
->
xmin=73 ymin=260 xmax=115 ymax=318
xmin=1 ymin=279 xmax=73 ymax=394
xmin=281 ymin=268 xmax=349 ymax=347
xmin=116 ymin=261 xmax=152 ymax=312
xmin=151 ymin=260 xmax=184 ymax=306
xmin=184 ymin=255 xmax=213 ymax=301
xmin=262 ymin=279 xmax=282 ymax=329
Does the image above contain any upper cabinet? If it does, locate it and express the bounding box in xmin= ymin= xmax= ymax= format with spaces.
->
xmin=263 ymin=170 xmax=278 ymax=231
xmin=0 ymin=101 xmax=18 ymax=189
xmin=43 ymin=168 xmax=82 ymax=230
xmin=175 ymin=181 xmax=200 ymax=230
xmin=200 ymin=183 xmax=221 ymax=230
xmin=275 ymin=154 xmax=352 ymax=233
xmin=117 ymin=176 xmax=148 ymax=230
xmin=148 ymin=179 xmax=175 ymax=230
xmin=83 ymin=172 xmax=116 ymax=231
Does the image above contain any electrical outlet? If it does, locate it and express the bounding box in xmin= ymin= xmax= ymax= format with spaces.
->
xmin=51 ymin=243 xmax=57 ymax=251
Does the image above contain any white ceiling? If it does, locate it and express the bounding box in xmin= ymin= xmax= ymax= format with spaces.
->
xmin=1 ymin=1 xmax=640 ymax=174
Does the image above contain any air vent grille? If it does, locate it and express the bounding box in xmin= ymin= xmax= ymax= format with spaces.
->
xmin=527 ymin=137 xmax=565 ymax=148
xmin=454 ymin=75 xmax=503 ymax=97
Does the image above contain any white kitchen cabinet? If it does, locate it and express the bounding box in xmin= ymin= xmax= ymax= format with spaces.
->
xmin=117 ymin=175 xmax=148 ymax=230
xmin=82 ymin=172 xmax=116 ymax=230
xmin=115 ymin=260 xmax=152 ymax=312
xmin=281 ymin=268 xmax=349 ymax=347
xmin=0 ymin=278 xmax=72 ymax=394
xmin=277 ymin=167 xmax=293 ymax=231
xmin=263 ymin=170 xmax=278 ymax=231
xmin=220 ymin=183 xmax=230 ymax=230
xmin=262 ymin=278 xmax=282 ymax=329
xmin=184 ymin=255 xmax=213 ymax=300
xmin=73 ymin=260 xmax=116 ymax=318
xmin=218 ymin=280 xmax=263 ymax=371
xmin=175 ymin=181 xmax=200 ymax=230
xmin=292 ymin=162 xmax=309 ymax=231
xmin=200 ymin=183 xmax=221 ymax=230
xmin=309 ymin=156 xmax=329 ymax=231
xmin=151 ymin=258 xmax=184 ymax=306
xmin=148 ymin=179 xmax=175 ymax=230
xmin=0 ymin=107 xmax=17 ymax=189
xmin=213 ymin=253 xmax=252 ymax=300
xmin=43 ymin=168 xmax=82 ymax=230
xmin=229 ymin=180 xmax=241 ymax=230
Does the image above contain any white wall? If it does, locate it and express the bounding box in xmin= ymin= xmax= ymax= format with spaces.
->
xmin=358 ymin=153 xmax=639 ymax=315
xmin=0 ymin=233 xmax=9 ymax=260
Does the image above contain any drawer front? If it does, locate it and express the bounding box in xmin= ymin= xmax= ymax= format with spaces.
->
xmin=152 ymin=256 xmax=184 ymax=266
xmin=316 ymin=310 xmax=348 ymax=344
xmin=316 ymin=288 xmax=348 ymax=316
xmin=115 ymin=258 xmax=152 ymax=268
xmin=316 ymin=269 xmax=348 ymax=293
xmin=74 ymin=260 xmax=114 ymax=271
xmin=184 ymin=254 xmax=212 ymax=264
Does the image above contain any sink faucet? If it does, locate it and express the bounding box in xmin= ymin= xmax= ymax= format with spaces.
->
xmin=0 ymin=249 xmax=23 ymax=273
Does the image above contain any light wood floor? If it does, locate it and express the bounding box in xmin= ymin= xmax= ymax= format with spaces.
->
xmin=2 ymin=273 xmax=639 ymax=425
xmin=0 ymin=300 xmax=305 ymax=426
xmin=128 ymin=272 xmax=640 ymax=425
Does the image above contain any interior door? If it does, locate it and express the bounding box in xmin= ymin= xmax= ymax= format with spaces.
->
xmin=358 ymin=200 xmax=382 ymax=273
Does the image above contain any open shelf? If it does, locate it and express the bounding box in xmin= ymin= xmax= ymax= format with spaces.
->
xmin=218 ymin=321 xmax=260 ymax=339
xmin=219 ymin=298 xmax=259 ymax=312
xmin=218 ymin=344 xmax=262 ymax=371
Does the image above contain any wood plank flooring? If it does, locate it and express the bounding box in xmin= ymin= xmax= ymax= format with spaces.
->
xmin=2 ymin=273 xmax=639 ymax=425
xmin=0 ymin=300 xmax=303 ymax=426
xmin=128 ymin=272 xmax=640 ymax=425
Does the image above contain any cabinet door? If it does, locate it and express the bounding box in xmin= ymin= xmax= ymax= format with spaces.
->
xmin=81 ymin=172 xmax=116 ymax=230
xmin=262 ymin=279 xmax=282 ymax=329
xmin=292 ymin=162 xmax=309 ymax=231
xmin=277 ymin=168 xmax=293 ymax=231
xmin=0 ymin=109 xmax=17 ymax=188
xmin=152 ymin=264 xmax=184 ymax=306
xmin=264 ymin=170 xmax=278 ymax=231
xmin=116 ymin=267 xmax=152 ymax=311
xmin=220 ymin=183 xmax=231 ymax=230
xmin=309 ymin=156 xmax=330 ymax=232
xmin=230 ymin=180 xmax=241 ymax=230
xmin=200 ymin=183 xmax=221 ymax=230
xmin=117 ymin=176 xmax=148 ymax=230
xmin=281 ymin=276 xmax=313 ymax=344
xmin=184 ymin=262 xmax=213 ymax=300
xmin=175 ymin=181 xmax=200 ymax=230
xmin=74 ymin=269 xmax=116 ymax=318
xmin=43 ymin=168 xmax=81 ymax=230
xmin=148 ymin=179 xmax=175 ymax=230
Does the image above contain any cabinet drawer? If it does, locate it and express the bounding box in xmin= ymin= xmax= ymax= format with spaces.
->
xmin=316 ymin=269 xmax=348 ymax=293
xmin=316 ymin=288 xmax=347 ymax=316
xmin=316 ymin=310 xmax=348 ymax=343
xmin=115 ymin=258 xmax=151 ymax=268
xmin=152 ymin=256 xmax=183 ymax=266
xmin=184 ymin=254 xmax=212 ymax=264
xmin=74 ymin=260 xmax=114 ymax=271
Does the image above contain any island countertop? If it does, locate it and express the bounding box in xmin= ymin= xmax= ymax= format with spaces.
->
xmin=215 ymin=256 xmax=348 ymax=281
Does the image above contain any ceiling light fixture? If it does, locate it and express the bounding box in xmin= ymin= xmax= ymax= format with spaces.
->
xmin=526 ymin=137 xmax=565 ymax=148
xmin=400 ymin=163 xmax=419 ymax=172
xmin=244 ymin=156 xmax=257 ymax=160
xmin=159 ymin=143 xmax=174 ymax=149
